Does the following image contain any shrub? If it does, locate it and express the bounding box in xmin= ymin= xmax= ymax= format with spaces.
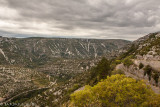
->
xmin=142 ymin=94 xmax=160 ymax=106
xmin=71 ymin=75 xmax=154 ymax=107
xmin=115 ymin=60 xmax=121 ymax=64
xmin=139 ymin=63 xmax=144 ymax=69
xmin=110 ymin=63 xmax=116 ymax=71
xmin=144 ymin=65 xmax=152 ymax=81
xmin=112 ymin=69 xmax=124 ymax=75
xmin=153 ymin=73 xmax=159 ymax=86
xmin=122 ymin=57 xmax=133 ymax=67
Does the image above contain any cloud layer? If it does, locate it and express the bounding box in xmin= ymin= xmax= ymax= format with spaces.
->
xmin=0 ymin=0 xmax=160 ymax=40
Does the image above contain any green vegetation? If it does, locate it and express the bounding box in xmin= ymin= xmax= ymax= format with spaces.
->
xmin=122 ymin=56 xmax=133 ymax=67
xmin=112 ymin=69 xmax=124 ymax=75
xmin=144 ymin=65 xmax=152 ymax=81
xmin=115 ymin=60 xmax=121 ymax=64
xmin=66 ymin=33 xmax=160 ymax=107
xmin=142 ymin=94 xmax=160 ymax=106
xmin=118 ymin=33 xmax=160 ymax=59
xmin=87 ymin=57 xmax=111 ymax=85
xmin=139 ymin=63 xmax=144 ymax=69
xmin=33 ymin=78 xmax=50 ymax=87
xmin=96 ymin=57 xmax=111 ymax=80
xmin=1 ymin=33 xmax=160 ymax=107
xmin=11 ymin=88 xmax=48 ymax=104
xmin=119 ymin=44 xmax=137 ymax=60
xmin=70 ymin=75 xmax=155 ymax=107
xmin=67 ymin=84 xmax=82 ymax=96
xmin=138 ymin=33 xmax=160 ymax=55
xmin=143 ymin=65 xmax=160 ymax=85
xmin=153 ymin=73 xmax=159 ymax=86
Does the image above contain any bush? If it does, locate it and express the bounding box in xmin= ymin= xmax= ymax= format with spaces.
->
xmin=71 ymin=75 xmax=154 ymax=107
xmin=153 ymin=73 xmax=159 ymax=86
xmin=142 ymin=94 xmax=160 ymax=106
xmin=115 ymin=60 xmax=121 ymax=64
xmin=144 ymin=65 xmax=152 ymax=81
xmin=112 ymin=69 xmax=124 ymax=75
xmin=110 ymin=63 xmax=116 ymax=71
xmin=68 ymin=84 xmax=81 ymax=94
xmin=122 ymin=57 xmax=133 ymax=67
xmin=139 ymin=63 xmax=144 ymax=69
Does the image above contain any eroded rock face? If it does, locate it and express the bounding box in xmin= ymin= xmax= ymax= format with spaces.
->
xmin=0 ymin=37 xmax=130 ymax=67
xmin=119 ymin=32 xmax=160 ymax=93
xmin=134 ymin=59 xmax=160 ymax=72
xmin=116 ymin=62 xmax=160 ymax=94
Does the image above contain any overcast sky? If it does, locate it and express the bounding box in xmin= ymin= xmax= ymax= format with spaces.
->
xmin=0 ymin=0 xmax=160 ymax=40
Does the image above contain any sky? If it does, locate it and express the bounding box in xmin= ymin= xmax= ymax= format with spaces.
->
xmin=0 ymin=0 xmax=160 ymax=40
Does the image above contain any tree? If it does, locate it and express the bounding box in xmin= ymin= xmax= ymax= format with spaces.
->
xmin=96 ymin=57 xmax=111 ymax=80
xmin=87 ymin=57 xmax=111 ymax=85
xmin=71 ymin=75 xmax=154 ymax=107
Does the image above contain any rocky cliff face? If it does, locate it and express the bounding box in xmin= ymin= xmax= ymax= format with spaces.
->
xmin=133 ymin=32 xmax=160 ymax=57
xmin=116 ymin=32 xmax=160 ymax=93
xmin=116 ymin=63 xmax=160 ymax=94
xmin=0 ymin=37 xmax=130 ymax=67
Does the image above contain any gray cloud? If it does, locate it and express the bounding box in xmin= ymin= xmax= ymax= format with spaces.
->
xmin=0 ymin=0 xmax=160 ymax=40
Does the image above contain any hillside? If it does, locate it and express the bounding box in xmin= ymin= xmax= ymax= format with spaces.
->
xmin=0 ymin=32 xmax=160 ymax=106
xmin=116 ymin=32 xmax=160 ymax=93
xmin=0 ymin=37 xmax=130 ymax=106
xmin=0 ymin=65 xmax=51 ymax=103
xmin=0 ymin=32 xmax=159 ymax=106
xmin=66 ymin=32 xmax=160 ymax=107
xmin=0 ymin=37 xmax=130 ymax=67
